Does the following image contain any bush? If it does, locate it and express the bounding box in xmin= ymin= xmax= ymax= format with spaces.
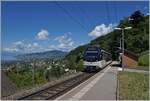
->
xmin=7 ymin=71 xmax=33 ymax=88
xmin=138 ymin=50 xmax=149 ymax=66
xmin=76 ymin=59 xmax=84 ymax=71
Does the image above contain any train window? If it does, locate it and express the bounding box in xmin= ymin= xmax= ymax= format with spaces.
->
xmin=86 ymin=51 xmax=98 ymax=53
xmin=86 ymin=53 xmax=98 ymax=56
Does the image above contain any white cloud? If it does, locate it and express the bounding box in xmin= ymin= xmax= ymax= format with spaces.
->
xmin=68 ymin=41 xmax=74 ymax=46
xmin=32 ymin=43 xmax=39 ymax=48
xmin=144 ymin=6 xmax=148 ymax=10
xmin=3 ymin=48 xmax=19 ymax=52
xmin=54 ymin=33 xmax=74 ymax=51
xmin=88 ymin=24 xmax=116 ymax=38
xmin=3 ymin=41 xmax=25 ymax=52
xmin=26 ymin=43 xmax=40 ymax=52
xmin=79 ymin=42 xmax=85 ymax=46
xmin=3 ymin=41 xmax=41 ymax=53
xmin=147 ymin=12 xmax=149 ymax=15
xmin=12 ymin=41 xmax=25 ymax=50
xmin=48 ymin=45 xmax=57 ymax=50
xmin=3 ymin=31 xmax=76 ymax=53
xmin=13 ymin=41 xmax=23 ymax=46
xmin=35 ymin=29 xmax=49 ymax=40
xmin=55 ymin=35 xmax=66 ymax=43
xmin=26 ymin=44 xmax=32 ymax=48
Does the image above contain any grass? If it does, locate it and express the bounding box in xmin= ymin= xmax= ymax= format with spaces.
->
xmin=138 ymin=50 xmax=149 ymax=67
xmin=118 ymin=71 xmax=149 ymax=100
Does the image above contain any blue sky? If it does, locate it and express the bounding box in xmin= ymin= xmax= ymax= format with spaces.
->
xmin=1 ymin=1 xmax=149 ymax=53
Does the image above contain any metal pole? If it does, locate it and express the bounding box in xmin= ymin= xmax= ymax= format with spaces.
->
xmin=32 ymin=61 xmax=35 ymax=86
xmin=16 ymin=62 xmax=18 ymax=75
xmin=120 ymin=38 xmax=121 ymax=49
xmin=33 ymin=65 xmax=35 ymax=85
xmin=122 ymin=29 xmax=124 ymax=71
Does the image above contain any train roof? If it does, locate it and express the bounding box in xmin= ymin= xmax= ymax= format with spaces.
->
xmin=91 ymin=44 xmax=100 ymax=47
xmin=85 ymin=45 xmax=111 ymax=54
xmin=101 ymin=50 xmax=111 ymax=54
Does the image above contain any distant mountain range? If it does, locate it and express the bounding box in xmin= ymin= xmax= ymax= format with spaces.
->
xmin=16 ymin=50 xmax=68 ymax=60
xmin=2 ymin=50 xmax=68 ymax=61
xmin=1 ymin=51 xmax=20 ymax=61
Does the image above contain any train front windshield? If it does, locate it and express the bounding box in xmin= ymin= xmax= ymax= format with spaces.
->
xmin=85 ymin=51 xmax=98 ymax=56
xmin=83 ymin=47 xmax=101 ymax=62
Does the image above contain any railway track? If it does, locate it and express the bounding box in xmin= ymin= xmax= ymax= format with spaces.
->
xmin=18 ymin=73 xmax=95 ymax=100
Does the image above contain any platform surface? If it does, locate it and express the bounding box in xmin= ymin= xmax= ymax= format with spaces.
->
xmin=56 ymin=61 xmax=118 ymax=100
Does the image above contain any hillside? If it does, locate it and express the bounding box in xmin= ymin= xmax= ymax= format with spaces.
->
xmin=16 ymin=50 xmax=68 ymax=60
xmin=66 ymin=10 xmax=149 ymax=62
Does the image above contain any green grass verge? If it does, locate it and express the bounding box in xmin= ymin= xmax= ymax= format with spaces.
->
xmin=138 ymin=50 xmax=149 ymax=67
xmin=118 ymin=71 xmax=149 ymax=100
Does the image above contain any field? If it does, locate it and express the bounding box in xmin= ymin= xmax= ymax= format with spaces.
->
xmin=118 ymin=71 xmax=149 ymax=100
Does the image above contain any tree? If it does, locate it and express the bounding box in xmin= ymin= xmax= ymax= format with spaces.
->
xmin=130 ymin=10 xmax=144 ymax=27
xmin=76 ymin=59 xmax=84 ymax=71
xmin=76 ymin=52 xmax=83 ymax=63
xmin=66 ymin=56 xmax=77 ymax=70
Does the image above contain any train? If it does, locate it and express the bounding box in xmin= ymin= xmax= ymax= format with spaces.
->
xmin=83 ymin=45 xmax=112 ymax=72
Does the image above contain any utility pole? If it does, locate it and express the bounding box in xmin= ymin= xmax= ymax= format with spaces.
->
xmin=120 ymin=38 xmax=121 ymax=49
xmin=115 ymin=27 xmax=132 ymax=71
xmin=31 ymin=60 xmax=35 ymax=86
xmin=33 ymin=62 xmax=35 ymax=85
xmin=122 ymin=29 xmax=124 ymax=71
xmin=17 ymin=62 xmax=19 ymax=75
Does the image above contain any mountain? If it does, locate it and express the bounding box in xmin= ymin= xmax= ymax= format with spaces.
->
xmin=65 ymin=10 xmax=149 ymax=62
xmin=1 ymin=51 xmax=20 ymax=61
xmin=16 ymin=50 xmax=68 ymax=60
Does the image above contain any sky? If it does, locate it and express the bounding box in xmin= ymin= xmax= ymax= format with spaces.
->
xmin=1 ymin=1 xmax=149 ymax=53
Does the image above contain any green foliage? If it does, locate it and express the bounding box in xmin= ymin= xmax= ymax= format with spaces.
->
xmin=44 ymin=62 xmax=66 ymax=81
xmin=50 ymin=65 xmax=63 ymax=78
xmin=7 ymin=67 xmax=47 ymax=88
xmin=7 ymin=71 xmax=33 ymax=88
xmin=6 ymin=59 xmax=79 ymax=89
xmin=35 ymin=68 xmax=46 ymax=84
xmin=130 ymin=10 xmax=144 ymax=27
xmin=138 ymin=50 xmax=149 ymax=66
xmin=65 ymin=55 xmax=77 ymax=70
xmin=76 ymin=59 xmax=84 ymax=71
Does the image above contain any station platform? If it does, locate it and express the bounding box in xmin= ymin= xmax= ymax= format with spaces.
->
xmin=56 ymin=61 xmax=118 ymax=100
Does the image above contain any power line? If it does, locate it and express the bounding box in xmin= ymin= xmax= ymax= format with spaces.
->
xmin=54 ymin=1 xmax=89 ymax=33
xmin=77 ymin=5 xmax=93 ymax=29
xmin=114 ymin=2 xmax=119 ymax=23
xmin=105 ymin=1 xmax=111 ymax=24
